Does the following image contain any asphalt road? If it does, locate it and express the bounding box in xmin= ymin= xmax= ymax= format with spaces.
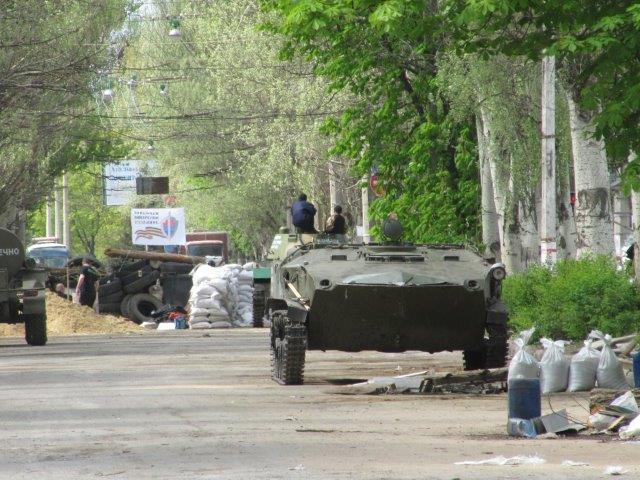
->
xmin=0 ymin=330 xmax=637 ymax=479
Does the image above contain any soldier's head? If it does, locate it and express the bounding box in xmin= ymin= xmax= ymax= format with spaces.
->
xmin=334 ymin=205 xmax=342 ymax=214
xmin=298 ymin=193 xmax=307 ymax=201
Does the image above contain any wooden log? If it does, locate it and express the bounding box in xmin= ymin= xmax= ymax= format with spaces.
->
xmin=104 ymin=248 xmax=205 ymax=265
xmin=592 ymin=334 xmax=637 ymax=350
xmin=589 ymin=388 xmax=640 ymax=412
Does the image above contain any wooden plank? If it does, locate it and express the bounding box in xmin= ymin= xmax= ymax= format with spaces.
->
xmin=104 ymin=248 xmax=204 ymax=265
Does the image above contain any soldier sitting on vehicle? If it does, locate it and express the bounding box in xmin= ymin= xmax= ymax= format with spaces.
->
xmin=324 ymin=205 xmax=347 ymax=235
xmin=291 ymin=193 xmax=318 ymax=234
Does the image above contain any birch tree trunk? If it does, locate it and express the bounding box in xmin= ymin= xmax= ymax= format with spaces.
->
xmin=476 ymin=115 xmax=501 ymax=260
xmin=540 ymin=56 xmax=557 ymax=264
xmin=480 ymin=106 xmax=523 ymax=273
xmin=557 ymin=165 xmax=578 ymax=259
xmin=519 ymin=194 xmax=539 ymax=268
xmin=631 ymin=190 xmax=640 ymax=286
xmin=566 ymin=94 xmax=614 ymax=257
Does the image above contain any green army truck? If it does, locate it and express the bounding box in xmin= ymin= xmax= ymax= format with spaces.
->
xmin=0 ymin=228 xmax=48 ymax=345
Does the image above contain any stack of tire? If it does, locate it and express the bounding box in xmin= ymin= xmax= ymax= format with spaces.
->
xmin=98 ymin=260 xmax=163 ymax=325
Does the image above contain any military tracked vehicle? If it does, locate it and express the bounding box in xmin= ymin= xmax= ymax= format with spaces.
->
xmin=267 ymin=224 xmax=508 ymax=384
xmin=0 ymin=228 xmax=48 ymax=345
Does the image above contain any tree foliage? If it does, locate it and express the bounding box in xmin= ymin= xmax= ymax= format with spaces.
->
xmin=263 ymin=0 xmax=482 ymax=244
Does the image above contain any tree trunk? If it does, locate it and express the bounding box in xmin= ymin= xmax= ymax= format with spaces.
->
xmin=566 ymin=95 xmax=614 ymax=257
xmin=632 ymin=190 xmax=640 ymax=286
xmin=540 ymin=56 xmax=557 ymax=264
xmin=480 ymin=106 xmax=523 ymax=273
xmin=476 ymin=115 xmax=501 ymax=260
xmin=557 ymin=165 xmax=578 ymax=260
xmin=612 ymin=184 xmax=632 ymax=262
xmin=519 ymin=194 xmax=539 ymax=268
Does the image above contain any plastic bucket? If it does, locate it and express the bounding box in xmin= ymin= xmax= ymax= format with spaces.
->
xmin=508 ymin=378 xmax=541 ymax=420
xmin=634 ymin=353 xmax=640 ymax=388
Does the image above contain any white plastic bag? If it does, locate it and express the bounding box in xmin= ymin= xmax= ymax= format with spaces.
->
xmin=619 ymin=414 xmax=640 ymax=440
xmin=539 ymin=338 xmax=570 ymax=393
xmin=508 ymin=327 xmax=539 ymax=380
xmin=591 ymin=330 xmax=628 ymax=390
xmin=568 ymin=338 xmax=601 ymax=392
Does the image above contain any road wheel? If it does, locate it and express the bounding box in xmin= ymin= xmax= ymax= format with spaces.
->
xmin=253 ymin=284 xmax=266 ymax=327
xmin=129 ymin=293 xmax=163 ymax=325
xmin=270 ymin=310 xmax=306 ymax=385
xmin=24 ymin=313 xmax=47 ymax=346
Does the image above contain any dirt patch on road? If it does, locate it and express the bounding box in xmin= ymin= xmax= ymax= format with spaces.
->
xmin=0 ymin=292 xmax=140 ymax=337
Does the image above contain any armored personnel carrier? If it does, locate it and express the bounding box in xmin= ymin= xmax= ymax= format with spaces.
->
xmin=267 ymin=226 xmax=508 ymax=384
xmin=0 ymin=228 xmax=48 ymax=345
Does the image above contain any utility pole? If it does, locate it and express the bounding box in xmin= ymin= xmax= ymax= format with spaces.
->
xmin=540 ymin=55 xmax=557 ymax=264
xmin=54 ymin=179 xmax=63 ymax=242
xmin=361 ymin=174 xmax=370 ymax=244
xmin=328 ymin=160 xmax=344 ymax=208
xmin=45 ymin=196 xmax=53 ymax=238
xmin=62 ymin=173 xmax=70 ymax=248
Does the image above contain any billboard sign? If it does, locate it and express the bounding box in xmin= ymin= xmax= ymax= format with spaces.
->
xmin=131 ymin=208 xmax=186 ymax=246
xmin=104 ymin=160 xmax=157 ymax=206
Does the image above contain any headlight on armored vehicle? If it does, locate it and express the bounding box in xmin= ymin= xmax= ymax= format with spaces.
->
xmin=490 ymin=264 xmax=506 ymax=281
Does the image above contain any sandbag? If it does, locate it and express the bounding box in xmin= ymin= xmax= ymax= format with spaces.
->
xmin=508 ymin=327 xmax=539 ymax=380
xmin=539 ymin=338 xmax=569 ymax=393
xmin=189 ymin=321 xmax=212 ymax=329
xmin=591 ymin=330 xmax=628 ymax=390
xmin=210 ymin=321 xmax=233 ymax=329
xmin=243 ymin=262 xmax=257 ymax=270
xmin=568 ymin=338 xmax=601 ymax=392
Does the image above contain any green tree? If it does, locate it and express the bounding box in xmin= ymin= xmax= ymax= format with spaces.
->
xmin=262 ymin=0 xmax=482 ymax=243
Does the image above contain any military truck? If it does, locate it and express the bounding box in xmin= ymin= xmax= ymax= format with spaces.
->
xmin=267 ymin=223 xmax=508 ymax=384
xmin=0 ymin=228 xmax=48 ymax=345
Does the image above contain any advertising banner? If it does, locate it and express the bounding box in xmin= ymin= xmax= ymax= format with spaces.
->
xmin=131 ymin=208 xmax=186 ymax=246
xmin=103 ymin=160 xmax=157 ymax=206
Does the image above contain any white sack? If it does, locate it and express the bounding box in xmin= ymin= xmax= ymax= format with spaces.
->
xmin=189 ymin=321 xmax=212 ymax=329
xmin=508 ymin=327 xmax=539 ymax=380
xmin=243 ymin=262 xmax=257 ymax=270
xmin=568 ymin=338 xmax=601 ymax=392
xmin=591 ymin=330 xmax=628 ymax=390
xmin=539 ymin=338 xmax=570 ymax=393
xmin=192 ymin=285 xmax=216 ymax=298
xmin=210 ymin=321 xmax=233 ymax=329
xmin=189 ymin=307 xmax=213 ymax=317
xmin=191 ymin=264 xmax=226 ymax=285
xmin=192 ymin=297 xmax=225 ymax=312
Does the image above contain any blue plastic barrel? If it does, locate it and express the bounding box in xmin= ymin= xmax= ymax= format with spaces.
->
xmin=508 ymin=378 xmax=541 ymax=420
xmin=633 ymin=353 xmax=640 ymax=388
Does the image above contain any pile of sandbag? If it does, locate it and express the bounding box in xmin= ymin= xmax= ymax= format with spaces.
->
xmin=233 ymin=263 xmax=255 ymax=327
xmin=508 ymin=328 xmax=631 ymax=393
xmin=187 ymin=262 xmax=255 ymax=329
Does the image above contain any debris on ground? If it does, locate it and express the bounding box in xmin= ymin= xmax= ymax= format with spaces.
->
xmin=603 ymin=466 xmax=628 ymax=475
xmin=455 ymin=455 xmax=546 ymax=466
xmin=561 ymin=460 xmax=589 ymax=467
xmin=0 ymin=292 xmax=140 ymax=337
xmin=332 ymin=367 xmax=508 ymax=395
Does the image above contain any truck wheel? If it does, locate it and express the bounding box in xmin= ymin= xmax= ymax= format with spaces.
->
xmin=98 ymin=278 xmax=122 ymax=297
xmin=99 ymin=289 xmax=124 ymax=304
xmin=123 ymin=270 xmax=160 ymax=294
xmin=120 ymin=294 xmax=133 ymax=318
xmin=129 ymin=293 xmax=162 ymax=325
xmin=270 ymin=310 xmax=306 ymax=385
xmin=24 ymin=313 xmax=47 ymax=346
xmin=253 ymin=284 xmax=267 ymax=327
